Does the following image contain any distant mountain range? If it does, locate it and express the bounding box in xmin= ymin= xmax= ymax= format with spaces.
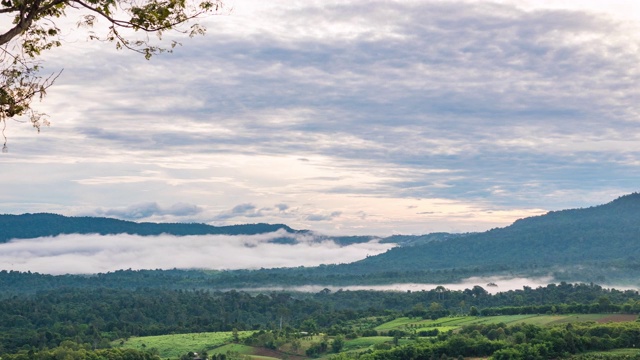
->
xmin=2 ymin=194 xmax=640 ymax=288
xmin=0 ymin=213 xmax=300 ymax=243
xmin=0 ymin=212 xmax=443 ymax=246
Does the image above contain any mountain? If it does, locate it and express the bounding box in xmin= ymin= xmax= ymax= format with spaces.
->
xmin=380 ymin=232 xmax=471 ymax=246
xmin=351 ymin=193 xmax=640 ymax=274
xmin=0 ymin=213 xmax=299 ymax=243
xmin=2 ymin=194 xmax=640 ymax=288
xmin=0 ymin=213 xmax=381 ymax=246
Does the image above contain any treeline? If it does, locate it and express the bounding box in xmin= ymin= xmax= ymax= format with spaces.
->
xmin=1 ymin=341 xmax=159 ymax=360
xmin=3 ymin=263 xmax=637 ymax=296
xmin=331 ymin=321 xmax=640 ymax=360
xmin=1 ymin=282 xmax=640 ymax=354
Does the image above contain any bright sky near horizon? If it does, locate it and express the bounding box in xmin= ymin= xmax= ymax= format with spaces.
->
xmin=2 ymin=0 xmax=640 ymax=236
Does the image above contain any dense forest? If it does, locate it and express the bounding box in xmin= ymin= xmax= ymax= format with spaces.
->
xmin=1 ymin=282 xmax=639 ymax=354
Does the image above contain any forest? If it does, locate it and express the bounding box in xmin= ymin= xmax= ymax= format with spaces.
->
xmin=1 ymin=280 xmax=640 ymax=359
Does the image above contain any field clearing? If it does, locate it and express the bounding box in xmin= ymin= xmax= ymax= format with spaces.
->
xmin=209 ymin=343 xmax=253 ymax=355
xmin=377 ymin=314 xmax=638 ymax=333
xmin=113 ymin=331 xmax=254 ymax=358
xmin=343 ymin=336 xmax=394 ymax=351
xmin=580 ymin=348 xmax=640 ymax=357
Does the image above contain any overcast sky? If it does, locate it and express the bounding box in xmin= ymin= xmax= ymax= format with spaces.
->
xmin=2 ymin=0 xmax=640 ymax=236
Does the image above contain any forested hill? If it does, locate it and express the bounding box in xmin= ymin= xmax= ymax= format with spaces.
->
xmin=0 ymin=213 xmax=298 ymax=243
xmin=354 ymin=193 xmax=640 ymax=272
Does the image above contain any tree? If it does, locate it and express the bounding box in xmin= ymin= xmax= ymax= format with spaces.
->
xmin=331 ymin=335 xmax=344 ymax=353
xmin=1 ymin=0 xmax=222 ymax=150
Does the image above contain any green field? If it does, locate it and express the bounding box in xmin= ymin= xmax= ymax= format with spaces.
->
xmin=112 ymin=314 xmax=638 ymax=360
xmin=375 ymin=314 xmax=633 ymax=333
xmin=113 ymin=331 xmax=254 ymax=358
xmin=342 ymin=336 xmax=394 ymax=351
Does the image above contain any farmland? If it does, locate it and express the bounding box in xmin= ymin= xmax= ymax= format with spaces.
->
xmin=108 ymin=314 xmax=640 ymax=360
xmin=112 ymin=331 xmax=254 ymax=358
xmin=375 ymin=314 xmax=639 ymax=333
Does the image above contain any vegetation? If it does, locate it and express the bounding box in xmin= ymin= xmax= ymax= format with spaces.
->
xmin=0 ymin=282 xmax=639 ymax=359
xmin=113 ymin=331 xmax=254 ymax=358
xmin=2 ymin=195 xmax=640 ymax=358
xmin=0 ymin=0 xmax=222 ymax=149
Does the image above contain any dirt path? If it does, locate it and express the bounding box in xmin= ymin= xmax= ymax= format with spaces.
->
xmin=250 ymin=347 xmax=307 ymax=360
xmin=597 ymin=314 xmax=638 ymax=323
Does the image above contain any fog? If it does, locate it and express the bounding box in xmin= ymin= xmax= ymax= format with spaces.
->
xmin=237 ymin=276 xmax=557 ymax=295
xmin=0 ymin=230 xmax=395 ymax=275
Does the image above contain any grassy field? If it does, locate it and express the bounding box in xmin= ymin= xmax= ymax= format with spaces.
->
xmin=375 ymin=314 xmax=636 ymax=333
xmin=342 ymin=336 xmax=393 ymax=351
xmin=112 ymin=331 xmax=254 ymax=358
xmin=113 ymin=314 xmax=638 ymax=360
xmin=208 ymin=343 xmax=253 ymax=355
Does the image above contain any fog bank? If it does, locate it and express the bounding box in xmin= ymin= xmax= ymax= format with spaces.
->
xmin=0 ymin=231 xmax=394 ymax=275
xmin=237 ymin=276 xmax=557 ymax=295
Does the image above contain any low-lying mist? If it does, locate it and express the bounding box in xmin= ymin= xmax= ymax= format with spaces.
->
xmin=0 ymin=230 xmax=395 ymax=275
xmin=236 ymin=276 xmax=556 ymax=295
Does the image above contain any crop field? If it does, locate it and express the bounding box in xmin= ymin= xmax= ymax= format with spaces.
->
xmin=376 ymin=314 xmax=637 ymax=333
xmin=113 ymin=331 xmax=254 ymax=358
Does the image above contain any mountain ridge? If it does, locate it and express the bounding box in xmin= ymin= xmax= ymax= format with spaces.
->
xmin=0 ymin=212 xmax=299 ymax=243
xmin=352 ymin=193 xmax=640 ymax=272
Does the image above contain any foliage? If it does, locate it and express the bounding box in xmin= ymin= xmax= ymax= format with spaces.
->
xmin=1 ymin=342 xmax=160 ymax=360
xmin=0 ymin=283 xmax=640 ymax=355
xmin=0 ymin=0 xmax=222 ymax=149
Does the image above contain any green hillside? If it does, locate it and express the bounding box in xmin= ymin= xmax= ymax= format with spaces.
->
xmin=352 ymin=193 xmax=640 ymax=272
xmin=0 ymin=213 xmax=298 ymax=242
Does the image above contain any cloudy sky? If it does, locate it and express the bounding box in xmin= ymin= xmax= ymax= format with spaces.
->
xmin=3 ymin=0 xmax=640 ymax=236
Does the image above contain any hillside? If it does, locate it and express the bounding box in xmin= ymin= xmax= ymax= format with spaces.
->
xmin=352 ymin=193 xmax=640 ymax=273
xmin=0 ymin=213 xmax=298 ymax=242
xmin=0 ymin=213 xmax=381 ymax=246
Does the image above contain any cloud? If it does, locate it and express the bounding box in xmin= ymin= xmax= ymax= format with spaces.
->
xmin=306 ymin=211 xmax=342 ymax=222
xmin=3 ymin=0 xmax=640 ymax=236
xmin=214 ymin=203 xmax=264 ymax=220
xmin=97 ymin=202 xmax=203 ymax=220
xmin=0 ymin=232 xmax=395 ymax=275
xmin=275 ymin=203 xmax=289 ymax=211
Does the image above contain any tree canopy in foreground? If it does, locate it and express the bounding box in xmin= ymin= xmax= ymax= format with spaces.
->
xmin=0 ymin=0 xmax=222 ymax=151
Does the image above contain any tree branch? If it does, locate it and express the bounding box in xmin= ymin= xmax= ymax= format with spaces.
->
xmin=0 ymin=0 xmax=43 ymax=46
xmin=72 ymin=0 xmax=209 ymax=33
xmin=0 ymin=6 xmax=19 ymax=13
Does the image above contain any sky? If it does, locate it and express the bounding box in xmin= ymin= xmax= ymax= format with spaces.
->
xmin=3 ymin=0 xmax=640 ymax=237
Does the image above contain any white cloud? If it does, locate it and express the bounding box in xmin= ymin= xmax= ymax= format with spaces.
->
xmin=0 ymin=232 xmax=395 ymax=275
